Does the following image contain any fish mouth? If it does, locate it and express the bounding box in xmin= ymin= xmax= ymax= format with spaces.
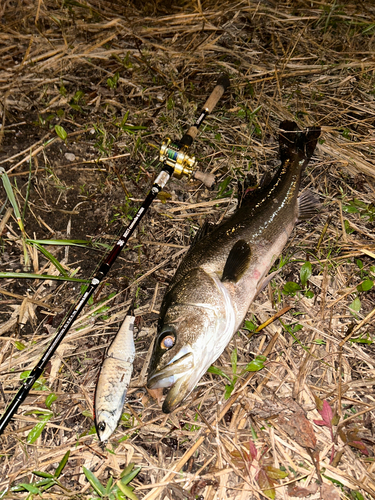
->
xmin=147 ymin=351 xmax=195 ymax=413
xmin=95 ymin=412 xmax=117 ymax=442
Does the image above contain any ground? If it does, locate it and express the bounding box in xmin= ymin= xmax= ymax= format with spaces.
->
xmin=0 ymin=1 xmax=375 ymax=499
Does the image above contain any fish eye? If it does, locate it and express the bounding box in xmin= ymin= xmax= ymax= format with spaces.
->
xmin=160 ymin=334 xmax=175 ymax=350
xmin=98 ymin=421 xmax=106 ymax=432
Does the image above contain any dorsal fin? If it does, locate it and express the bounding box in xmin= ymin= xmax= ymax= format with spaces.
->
xmin=237 ymin=171 xmax=273 ymax=208
xmin=190 ymin=220 xmax=215 ymax=248
xmin=222 ymin=239 xmax=251 ymax=283
xmin=237 ymin=174 xmax=257 ymax=208
xmin=259 ymin=170 xmax=273 ymax=189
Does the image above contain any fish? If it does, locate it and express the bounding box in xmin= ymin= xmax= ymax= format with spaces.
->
xmin=94 ymin=312 xmax=135 ymax=441
xmin=147 ymin=120 xmax=321 ymax=413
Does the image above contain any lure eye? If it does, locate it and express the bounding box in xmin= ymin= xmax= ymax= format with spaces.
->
xmin=160 ymin=334 xmax=175 ymax=350
xmin=98 ymin=421 xmax=106 ymax=432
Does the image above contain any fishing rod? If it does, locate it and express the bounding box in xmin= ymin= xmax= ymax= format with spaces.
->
xmin=0 ymin=74 xmax=230 ymax=436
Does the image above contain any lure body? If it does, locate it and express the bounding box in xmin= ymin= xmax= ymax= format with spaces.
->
xmin=94 ymin=315 xmax=135 ymax=441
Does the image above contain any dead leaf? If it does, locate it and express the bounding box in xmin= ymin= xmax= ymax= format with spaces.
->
xmin=147 ymin=387 xmax=163 ymax=405
xmin=320 ymin=483 xmax=340 ymax=500
xmin=277 ymin=412 xmax=317 ymax=449
xmin=287 ymin=482 xmax=319 ymax=497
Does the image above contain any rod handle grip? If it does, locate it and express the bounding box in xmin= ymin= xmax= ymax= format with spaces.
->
xmin=180 ymin=74 xmax=230 ymax=146
xmin=202 ymin=74 xmax=230 ymax=114
xmin=193 ymin=170 xmax=216 ymax=188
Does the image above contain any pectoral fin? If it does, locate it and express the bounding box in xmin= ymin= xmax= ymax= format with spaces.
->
xmin=222 ymin=239 xmax=251 ymax=283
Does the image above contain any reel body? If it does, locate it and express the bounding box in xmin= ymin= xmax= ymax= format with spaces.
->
xmin=159 ymin=137 xmax=196 ymax=179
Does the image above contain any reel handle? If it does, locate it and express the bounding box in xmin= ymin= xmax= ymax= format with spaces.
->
xmin=193 ymin=170 xmax=216 ymax=188
xmin=159 ymin=75 xmax=229 ymax=186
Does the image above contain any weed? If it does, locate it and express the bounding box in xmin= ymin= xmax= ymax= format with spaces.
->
xmin=54 ymin=124 xmax=67 ymax=141
xmin=107 ymin=72 xmax=120 ymax=89
xmin=93 ymin=123 xmax=116 ymax=156
xmin=69 ymin=90 xmax=85 ymax=112
xmin=343 ymin=198 xmax=375 ymax=222
xmin=230 ymin=439 xmax=288 ymax=499
xmin=0 ymin=175 xmax=97 ymax=282
xmin=83 ymin=462 xmax=141 ymax=500
xmin=2 ymin=450 xmax=71 ymax=499
xmin=208 ymin=348 xmax=266 ymax=399
xmin=112 ymin=52 xmax=133 ymax=69
xmin=183 ymin=411 xmax=201 ymax=432
xmin=215 ymin=177 xmax=233 ymax=200
xmin=243 ymin=316 xmax=257 ymax=333
xmin=313 ymin=397 xmax=369 ymax=463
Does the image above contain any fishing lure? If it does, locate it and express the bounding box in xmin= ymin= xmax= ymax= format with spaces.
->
xmin=94 ymin=313 xmax=135 ymax=441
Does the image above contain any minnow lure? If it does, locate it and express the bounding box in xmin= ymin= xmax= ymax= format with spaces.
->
xmin=94 ymin=314 xmax=135 ymax=441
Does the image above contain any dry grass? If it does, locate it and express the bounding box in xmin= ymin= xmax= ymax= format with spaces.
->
xmin=1 ymin=0 xmax=375 ymax=499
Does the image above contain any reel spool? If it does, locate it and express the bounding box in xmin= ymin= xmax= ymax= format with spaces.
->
xmin=159 ymin=137 xmax=215 ymax=187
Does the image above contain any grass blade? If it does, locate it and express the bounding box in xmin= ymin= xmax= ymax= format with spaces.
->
xmin=32 ymin=471 xmax=54 ymax=479
xmin=119 ymin=466 xmax=141 ymax=486
xmin=83 ymin=466 xmax=106 ymax=496
xmin=0 ymin=272 xmax=89 ymax=282
xmin=54 ymin=450 xmax=70 ymax=478
xmin=26 ymin=238 xmax=107 ymax=249
xmin=117 ymin=482 xmax=139 ymax=500
xmin=30 ymin=242 xmax=69 ymax=277
xmin=0 ymin=167 xmax=24 ymax=233
xmin=207 ymin=365 xmax=232 ymax=382
xmin=27 ymin=414 xmax=52 ymax=444
xmin=16 ymin=483 xmax=43 ymax=496
xmin=22 ymin=155 xmax=33 ymax=223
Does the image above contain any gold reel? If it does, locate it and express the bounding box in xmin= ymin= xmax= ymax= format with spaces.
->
xmin=159 ymin=138 xmax=197 ymax=179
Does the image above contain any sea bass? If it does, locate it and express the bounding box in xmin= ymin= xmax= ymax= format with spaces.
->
xmin=95 ymin=313 xmax=135 ymax=441
xmin=147 ymin=121 xmax=321 ymax=413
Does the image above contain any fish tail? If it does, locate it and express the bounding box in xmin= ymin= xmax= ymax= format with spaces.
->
xmin=279 ymin=121 xmax=321 ymax=167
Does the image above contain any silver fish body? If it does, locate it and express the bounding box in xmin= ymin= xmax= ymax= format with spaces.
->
xmin=95 ymin=315 xmax=135 ymax=441
xmin=147 ymin=121 xmax=321 ymax=413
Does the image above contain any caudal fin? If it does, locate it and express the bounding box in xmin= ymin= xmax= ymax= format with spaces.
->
xmin=279 ymin=120 xmax=321 ymax=166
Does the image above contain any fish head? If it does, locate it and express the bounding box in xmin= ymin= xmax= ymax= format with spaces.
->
xmin=148 ymin=290 xmax=233 ymax=413
xmin=95 ymin=408 xmax=121 ymax=442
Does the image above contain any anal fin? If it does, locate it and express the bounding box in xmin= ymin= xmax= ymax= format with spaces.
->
xmin=222 ymin=239 xmax=251 ymax=283
xmin=298 ymin=189 xmax=321 ymax=221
